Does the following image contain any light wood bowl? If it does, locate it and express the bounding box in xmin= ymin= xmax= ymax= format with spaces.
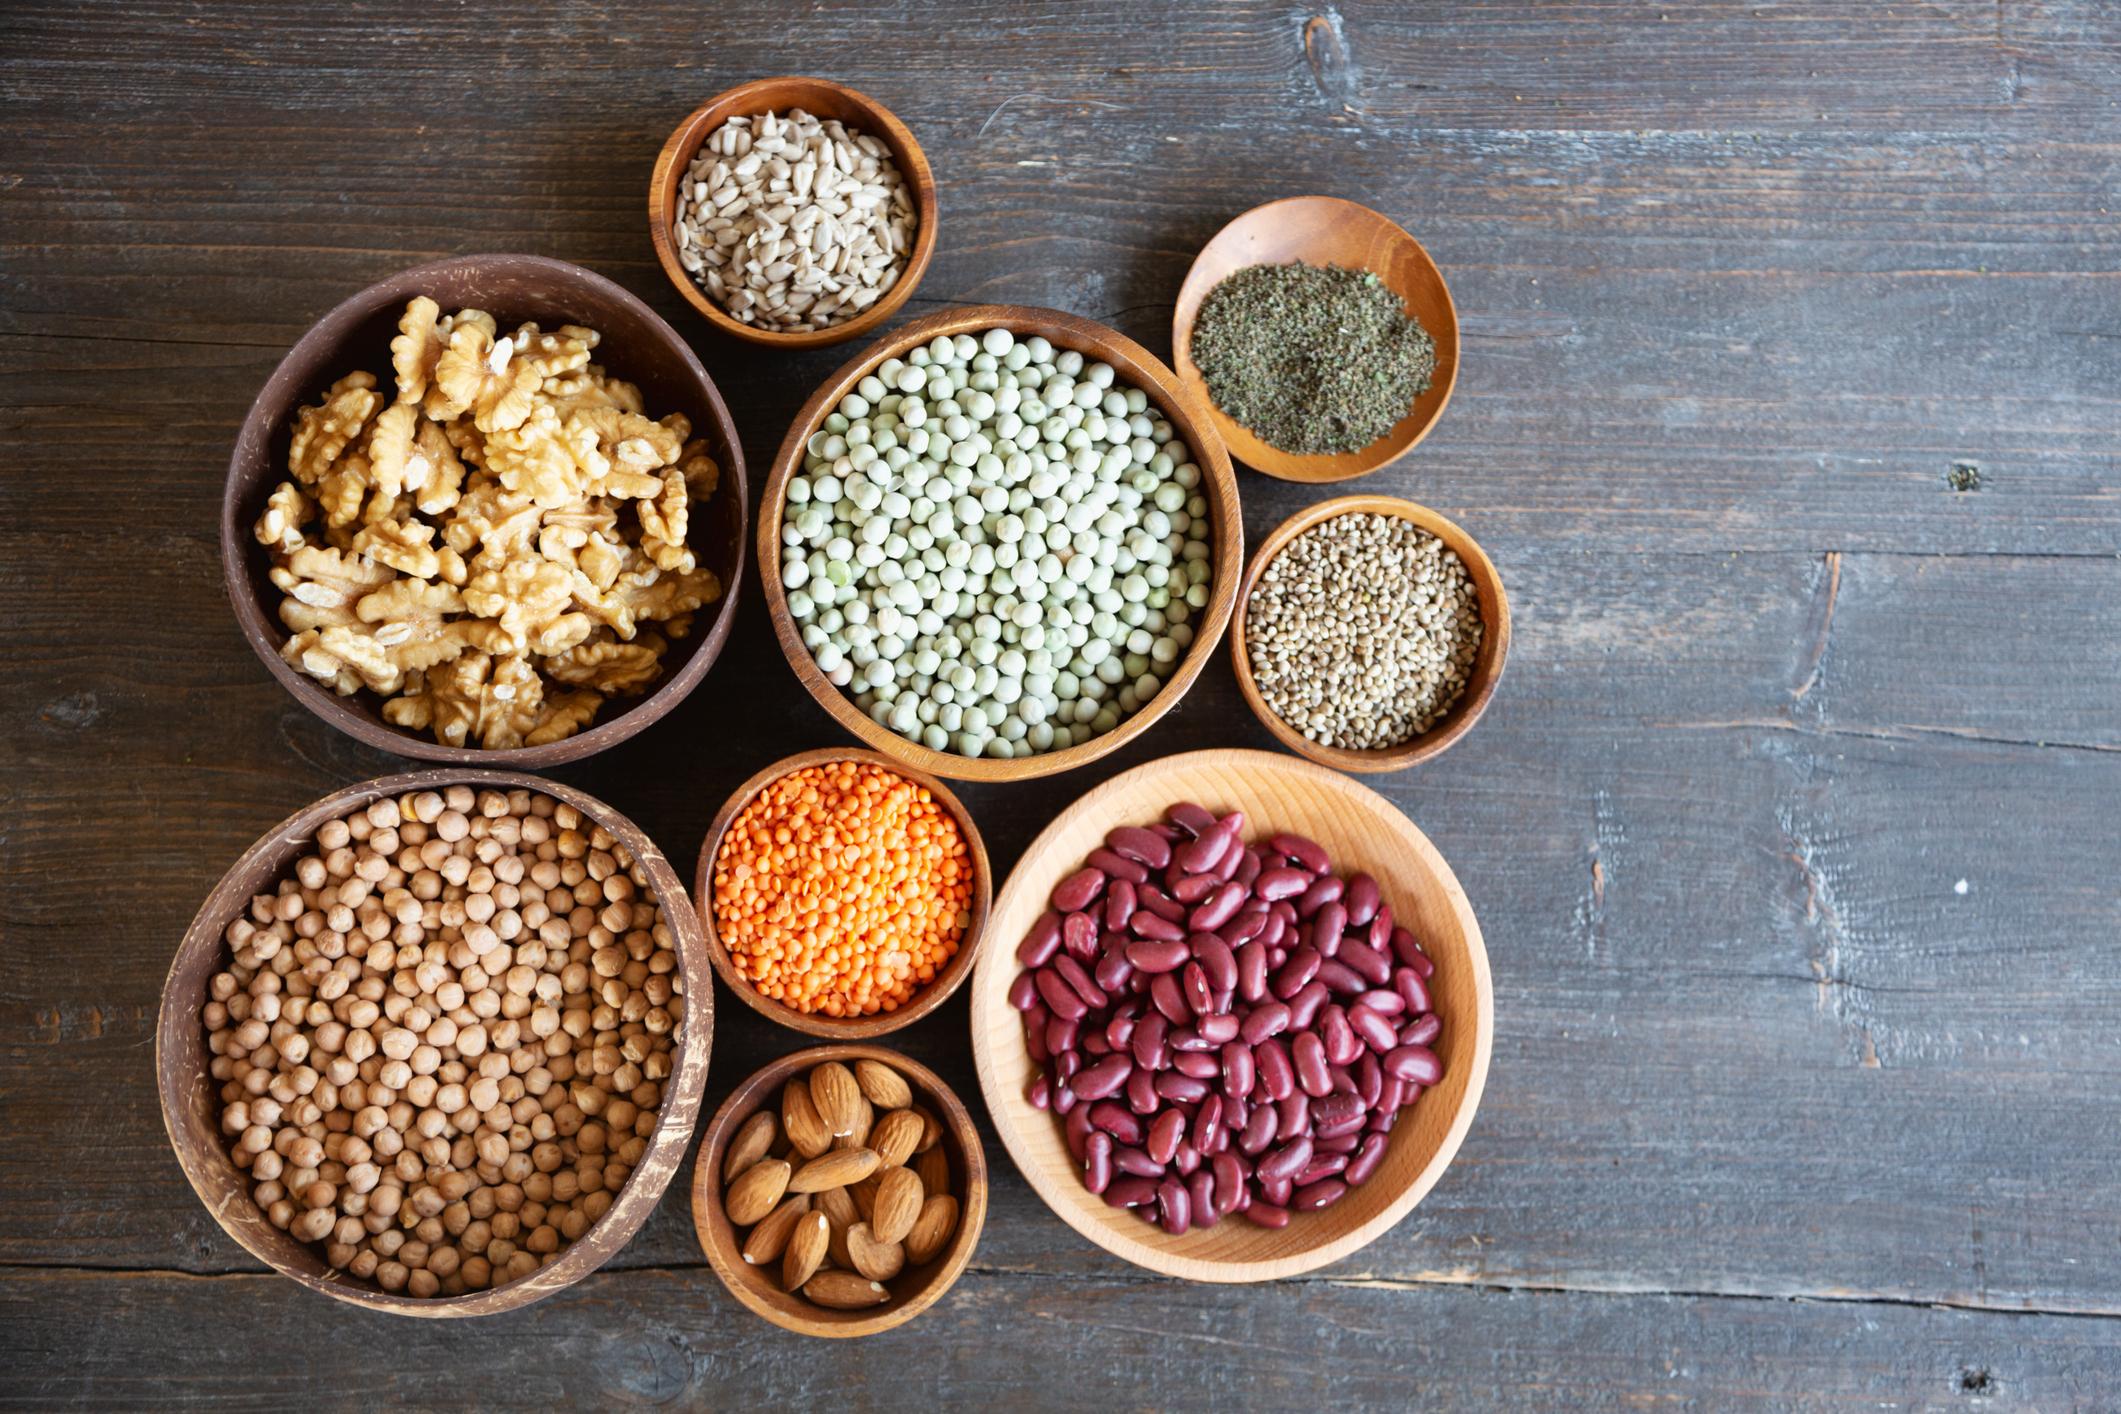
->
xmin=693 ymin=1043 xmax=988 ymax=1337
xmin=693 ymin=749 xmax=992 ymax=1039
xmin=1172 ymin=196 xmax=1460 ymax=482
xmin=969 ymin=748 xmax=1492 ymax=1282
xmin=1233 ymin=495 xmax=1509 ymax=774
xmin=649 ymin=77 xmax=939 ymax=349
xmin=758 ymin=304 xmax=1245 ymax=782
xmin=156 ymin=769 xmax=714 ymax=1316
xmin=222 ymin=253 xmax=748 ymax=767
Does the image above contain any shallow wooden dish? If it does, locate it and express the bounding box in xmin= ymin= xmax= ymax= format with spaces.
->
xmin=223 ymin=253 xmax=749 ymax=767
xmin=649 ymin=77 xmax=939 ymax=349
xmin=693 ymin=1043 xmax=988 ymax=1337
xmin=969 ymin=748 xmax=1492 ymax=1282
xmin=1172 ymin=196 xmax=1459 ymax=482
xmin=694 ymin=749 xmax=992 ymax=1039
xmin=758 ymin=304 xmax=1245 ymax=782
xmin=1233 ymin=495 xmax=1509 ymax=773
xmin=156 ymin=769 xmax=714 ymax=1316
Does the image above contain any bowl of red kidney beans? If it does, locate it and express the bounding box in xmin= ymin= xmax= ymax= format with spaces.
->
xmin=969 ymin=748 xmax=1493 ymax=1282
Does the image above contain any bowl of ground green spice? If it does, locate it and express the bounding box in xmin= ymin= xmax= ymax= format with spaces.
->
xmin=1173 ymin=196 xmax=1459 ymax=482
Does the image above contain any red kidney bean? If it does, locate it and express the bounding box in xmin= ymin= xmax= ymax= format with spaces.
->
xmin=1234 ymin=847 xmax=1263 ymax=889
xmin=1243 ymin=1201 xmax=1290 ymax=1228
xmin=1240 ymin=1000 xmax=1290 ymax=1044
xmin=1315 ymin=958 xmax=1366 ymax=995
xmin=1126 ymin=1068 xmax=1159 ymax=1115
xmin=1084 ymin=1030 xmax=1111 ymax=1057
xmin=1330 ymin=1064 xmax=1358 ymax=1097
xmin=1405 ymin=950 xmax=1436 ymax=982
xmin=1181 ymin=961 xmax=1214 ymax=1015
xmin=1259 ymin=911 xmax=1289 ymax=951
xmin=1134 ymin=884 xmax=1186 ymax=924
xmin=1220 ymin=1040 xmax=1254 ymax=1098
xmin=1083 ymin=1130 xmax=1113 ymax=1193
xmin=1145 ymin=1108 xmax=1185 ymax=1165
xmin=1061 ymin=910 xmax=1098 ymax=962
xmin=1089 ymin=1101 xmax=1143 ymax=1145
xmin=1026 ymin=1004 xmax=1051 ymax=1063
xmin=1315 ymin=1114 xmax=1364 ymax=1145
xmin=1155 ymin=1071 xmax=1210 ymax=1103
xmin=1295 ymin=1151 xmax=1350 ymax=1186
xmin=1320 ymin=1006 xmax=1362 ymax=1066
xmin=1346 ymin=1133 xmax=1389 ymax=1186
xmin=1157 ymin=1177 xmax=1191 ymax=1235
xmin=1102 ymin=878 xmax=1138 ymax=932
xmin=1356 ymin=1052 xmax=1384 ymax=1109
xmin=1018 ymin=909 xmax=1063 ymax=966
xmin=1271 ymin=948 xmax=1320 ymax=1000
xmin=1395 ymin=967 xmax=1432 ymax=1015
xmin=1236 ymin=940 xmax=1270 ymax=1002
xmin=1385 ymin=1045 xmax=1443 ymax=1085
xmin=1190 ymin=1094 xmax=1223 ymax=1151
xmin=1072 ymin=1053 xmax=1132 ymax=1101
xmin=1211 ymin=837 xmax=1246 ymax=882
xmin=1104 ymin=1174 xmax=1157 ymax=1208
xmin=1128 ymin=908 xmax=1185 ymax=944
xmin=1054 ymin=954 xmax=1107 ymax=1009
xmin=1212 ymin=1152 xmax=1247 ymax=1215
xmin=1130 ymin=1013 xmax=1168 ymax=1070
xmin=1173 ymin=818 xmax=1234 ymax=874
xmin=1028 ymin=1074 xmax=1051 ymax=1109
xmin=1259 ymin=1172 xmax=1293 ymax=1206
xmin=1197 ymin=1116 xmax=1228 ymax=1157
xmin=1174 ymin=1141 xmax=1201 ymax=1177
xmin=1064 ymin=1101 xmax=1094 ymax=1159
xmin=1053 ymin=1081 xmax=1078 ymax=1115
xmin=1355 ymin=988 xmax=1405 ymax=1017
xmin=1376 ymin=1076 xmax=1408 ymax=1113
xmin=1051 ymin=867 xmax=1106 ymax=914
xmin=1036 ymin=967 xmax=1087 ymax=1020
xmin=1297 ymin=874 xmax=1344 ymax=918
xmin=1294 ymin=1178 xmax=1348 ymax=1211
xmin=1275 ymin=1092 xmax=1310 ymax=1140
xmin=1367 ymin=901 xmax=1394 ymax=952
xmin=1309 ymin=900 xmax=1348 ymax=957
xmin=1292 ymin=1032 xmax=1332 ymax=1097
xmin=1400 ymin=1013 xmax=1442 ymax=1047
xmin=1114 ymin=1144 xmax=1164 ymax=1178
xmin=1348 ymin=1003 xmax=1400 ymax=1053
xmin=1196 ymin=1011 xmax=1240 ymax=1044
xmin=1270 ymin=832 xmax=1330 ymax=873
xmin=1222 ymin=906 xmax=1270 ymax=947
xmin=1149 ymin=972 xmax=1189 ymax=1025
xmin=1190 ymin=933 xmax=1238 ymax=993
xmin=1126 ymin=937 xmax=1189 ymax=972
xmin=1008 ymin=971 xmax=1041 ymax=1011
xmin=1255 ymin=1037 xmax=1295 ymax=1100
xmin=1085 ymin=849 xmax=1148 ymax=885
xmin=1288 ymin=979 xmax=1330 ymax=1030
xmin=1258 ymin=1135 xmax=1313 ymax=1184
xmin=1315 ymin=1129 xmax=1361 ymax=1155
xmin=1164 ymin=801 xmax=1215 ymax=835
xmin=1387 ymin=924 xmax=1424 ymax=967
xmin=1253 ymin=866 xmax=1311 ymax=902
xmin=1314 ymin=1090 xmax=1362 ymax=1128
xmin=1094 ymin=950 xmax=1134 ymax=995
xmin=1168 ymin=870 xmax=1215 ymax=903
xmin=1172 ymin=1050 xmax=1219 ymax=1081
xmin=1106 ymin=825 xmax=1172 ymax=868
xmin=1189 ymin=882 xmax=1245 ymax=933
xmin=1055 ymin=1047 xmax=1082 ymax=1082
xmin=1187 ymin=1168 xmax=1219 ymax=1228
xmin=1238 ymin=1101 xmax=1278 ymax=1154
xmin=1344 ymin=874 xmax=1380 ymax=927
xmin=1338 ymin=939 xmax=1392 ymax=986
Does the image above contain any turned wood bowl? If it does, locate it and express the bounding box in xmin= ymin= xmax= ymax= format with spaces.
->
xmin=1172 ymin=196 xmax=1460 ymax=482
xmin=1232 ymin=495 xmax=1509 ymax=773
xmin=223 ymin=253 xmax=749 ymax=767
xmin=693 ymin=749 xmax=991 ymax=1039
xmin=693 ymin=1042 xmax=988 ymax=1337
xmin=156 ymin=769 xmax=714 ymax=1316
xmin=969 ymin=748 xmax=1492 ymax=1282
xmin=758 ymin=304 xmax=1246 ymax=782
xmin=649 ymin=76 xmax=939 ymax=349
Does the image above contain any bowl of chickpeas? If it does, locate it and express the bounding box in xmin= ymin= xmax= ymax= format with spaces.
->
xmin=156 ymin=769 xmax=713 ymax=1316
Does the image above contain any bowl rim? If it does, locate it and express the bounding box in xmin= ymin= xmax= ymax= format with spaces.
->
xmin=220 ymin=251 xmax=749 ymax=768
xmin=756 ymin=303 xmax=1245 ymax=781
xmin=691 ymin=1040 xmax=988 ymax=1337
xmin=155 ymin=767 xmax=714 ymax=1316
xmin=648 ymin=76 xmax=940 ymax=349
xmin=1231 ymin=494 xmax=1510 ymax=773
xmin=1171 ymin=194 xmax=1460 ymax=484
xmin=968 ymin=747 xmax=1494 ymax=1282
xmin=692 ymin=748 xmax=991 ymax=1039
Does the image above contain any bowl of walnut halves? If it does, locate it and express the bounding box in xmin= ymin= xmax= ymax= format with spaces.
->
xmin=223 ymin=254 xmax=748 ymax=765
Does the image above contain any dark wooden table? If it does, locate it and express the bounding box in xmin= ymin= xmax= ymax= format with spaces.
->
xmin=5 ymin=2 xmax=2118 ymax=1407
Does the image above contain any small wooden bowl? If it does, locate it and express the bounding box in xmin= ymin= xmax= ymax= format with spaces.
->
xmin=156 ymin=769 xmax=714 ymax=1316
xmin=1172 ymin=196 xmax=1460 ymax=482
xmin=758 ymin=304 xmax=1246 ymax=782
xmin=693 ymin=1042 xmax=988 ymax=1337
xmin=969 ymin=748 xmax=1493 ymax=1282
xmin=694 ymin=749 xmax=992 ymax=1039
xmin=649 ymin=77 xmax=939 ymax=349
xmin=223 ymin=253 xmax=749 ymax=767
xmin=1232 ymin=495 xmax=1509 ymax=774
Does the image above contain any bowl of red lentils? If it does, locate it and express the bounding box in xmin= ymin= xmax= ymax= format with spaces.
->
xmin=694 ymin=749 xmax=990 ymax=1039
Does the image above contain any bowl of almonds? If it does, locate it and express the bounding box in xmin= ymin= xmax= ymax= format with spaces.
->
xmin=223 ymin=254 xmax=748 ymax=766
xmin=693 ymin=1045 xmax=986 ymax=1337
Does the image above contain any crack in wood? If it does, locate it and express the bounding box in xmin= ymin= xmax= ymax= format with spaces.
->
xmin=1790 ymin=550 xmax=1841 ymax=703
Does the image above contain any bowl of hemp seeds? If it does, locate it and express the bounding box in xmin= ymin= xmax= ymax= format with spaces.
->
xmin=1231 ymin=495 xmax=1508 ymax=773
xmin=1171 ymin=196 xmax=1459 ymax=483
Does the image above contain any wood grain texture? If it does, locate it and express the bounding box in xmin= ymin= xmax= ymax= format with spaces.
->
xmin=3 ymin=0 xmax=2120 ymax=1404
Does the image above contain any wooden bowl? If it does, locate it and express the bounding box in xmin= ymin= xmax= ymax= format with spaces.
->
xmin=693 ymin=1042 xmax=988 ymax=1337
xmin=649 ymin=77 xmax=939 ymax=349
xmin=694 ymin=749 xmax=991 ymax=1039
xmin=222 ymin=253 xmax=749 ymax=767
xmin=758 ymin=304 xmax=1246 ymax=782
xmin=1172 ymin=196 xmax=1460 ymax=482
xmin=969 ymin=748 xmax=1493 ymax=1282
xmin=155 ymin=769 xmax=715 ymax=1316
xmin=1232 ymin=495 xmax=1509 ymax=773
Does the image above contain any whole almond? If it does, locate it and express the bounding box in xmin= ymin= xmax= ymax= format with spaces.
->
xmin=724 ymin=1157 xmax=792 ymax=1227
xmin=809 ymin=1062 xmax=863 ymax=1137
xmin=788 ymin=1146 xmax=879 ymax=1193
xmin=854 ymin=1058 xmax=913 ymax=1110
xmin=804 ymin=1270 xmax=889 ymax=1309
xmin=846 ymin=1221 xmax=906 ymax=1281
xmin=904 ymin=1193 xmax=959 ymax=1265
xmin=915 ymin=1144 xmax=951 ymax=1196
xmin=782 ymin=1080 xmax=833 ymax=1158
xmin=870 ymin=1165 xmax=924 ymax=1245
xmin=909 ymin=1103 xmax=943 ymax=1153
xmin=782 ymin=1210 xmax=830 ymax=1291
xmin=741 ymin=1193 xmax=810 ymax=1265
xmin=826 ymin=1209 xmax=855 ymax=1270
xmin=833 ymin=1095 xmax=875 ymax=1151
xmin=724 ymin=1110 xmax=779 ymax=1181
xmin=849 ymin=1171 xmax=881 ymax=1221
xmin=816 ymin=1183 xmax=860 ymax=1231
xmin=870 ymin=1109 xmax=924 ymax=1168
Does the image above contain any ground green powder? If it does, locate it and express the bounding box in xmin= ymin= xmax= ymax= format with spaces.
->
xmin=1190 ymin=262 xmax=1435 ymax=455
